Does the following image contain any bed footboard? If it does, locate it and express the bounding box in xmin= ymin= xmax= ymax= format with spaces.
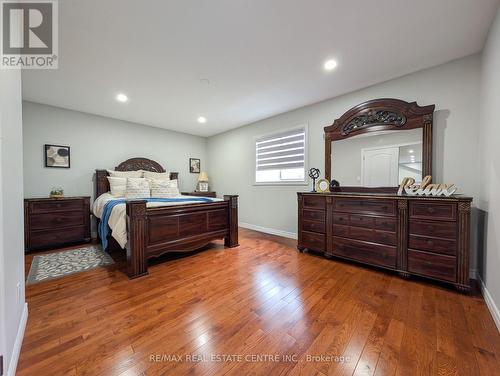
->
xmin=126 ymin=195 xmax=239 ymax=279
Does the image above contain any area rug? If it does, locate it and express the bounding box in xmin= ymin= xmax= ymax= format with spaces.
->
xmin=26 ymin=245 xmax=115 ymax=285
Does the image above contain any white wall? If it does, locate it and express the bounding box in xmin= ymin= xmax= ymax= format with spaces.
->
xmin=0 ymin=69 xmax=27 ymax=374
xmin=23 ymin=101 xmax=208 ymax=199
xmin=478 ymin=4 xmax=500 ymax=329
xmin=208 ymin=55 xmax=482 ymax=236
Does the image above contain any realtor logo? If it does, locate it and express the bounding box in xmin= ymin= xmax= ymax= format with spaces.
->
xmin=1 ymin=0 xmax=58 ymax=69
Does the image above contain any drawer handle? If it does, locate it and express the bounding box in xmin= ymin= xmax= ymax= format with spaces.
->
xmin=427 ymin=240 xmax=434 ymax=246
xmin=428 ymin=207 xmax=435 ymax=213
xmin=427 ymin=225 xmax=434 ymax=231
xmin=382 ymin=206 xmax=388 ymax=210
xmin=425 ymin=260 xmax=433 ymax=266
xmin=382 ymin=252 xmax=388 ymax=259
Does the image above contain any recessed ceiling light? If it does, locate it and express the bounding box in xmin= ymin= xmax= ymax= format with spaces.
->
xmin=116 ymin=93 xmax=128 ymax=103
xmin=323 ymin=59 xmax=338 ymax=71
xmin=197 ymin=116 xmax=207 ymax=124
xmin=408 ymin=149 xmax=414 ymax=154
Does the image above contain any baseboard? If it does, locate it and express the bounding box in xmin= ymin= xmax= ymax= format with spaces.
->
xmin=239 ymin=222 xmax=297 ymax=240
xmin=469 ymin=268 xmax=477 ymax=279
xmin=478 ymin=276 xmax=500 ymax=333
xmin=7 ymin=302 xmax=28 ymax=376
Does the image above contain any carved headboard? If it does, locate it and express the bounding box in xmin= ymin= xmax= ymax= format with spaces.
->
xmin=95 ymin=157 xmax=179 ymax=198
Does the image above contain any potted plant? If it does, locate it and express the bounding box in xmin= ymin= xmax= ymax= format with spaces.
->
xmin=50 ymin=187 xmax=64 ymax=198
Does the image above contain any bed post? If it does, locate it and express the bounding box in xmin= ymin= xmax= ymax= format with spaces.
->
xmin=224 ymin=195 xmax=239 ymax=248
xmin=126 ymin=200 xmax=148 ymax=279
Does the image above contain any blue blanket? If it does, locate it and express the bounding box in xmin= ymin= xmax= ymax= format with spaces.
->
xmin=98 ymin=197 xmax=215 ymax=250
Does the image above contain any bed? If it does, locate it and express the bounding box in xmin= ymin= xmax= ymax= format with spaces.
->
xmin=94 ymin=157 xmax=238 ymax=279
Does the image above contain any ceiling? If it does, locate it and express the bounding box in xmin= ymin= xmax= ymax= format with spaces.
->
xmin=22 ymin=0 xmax=499 ymax=137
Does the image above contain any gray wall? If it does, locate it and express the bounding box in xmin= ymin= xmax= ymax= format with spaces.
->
xmin=478 ymin=5 xmax=500 ymax=328
xmin=0 ymin=65 xmax=26 ymax=373
xmin=208 ymin=55 xmax=482 ymax=237
xmin=23 ymin=102 xmax=208 ymax=199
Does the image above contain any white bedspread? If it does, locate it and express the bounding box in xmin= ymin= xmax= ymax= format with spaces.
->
xmin=93 ymin=193 xmax=223 ymax=248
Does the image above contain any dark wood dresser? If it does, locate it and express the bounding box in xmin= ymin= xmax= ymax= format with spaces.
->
xmin=297 ymin=192 xmax=472 ymax=292
xmin=24 ymin=197 xmax=91 ymax=251
xmin=181 ymin=191 xmax=217 ymax=198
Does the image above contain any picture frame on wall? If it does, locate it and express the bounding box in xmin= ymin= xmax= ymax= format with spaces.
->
xmin=45 ymin=144 xmax=71 ymax=168
xmin=189 ymin=158 xmax=201 ymax=173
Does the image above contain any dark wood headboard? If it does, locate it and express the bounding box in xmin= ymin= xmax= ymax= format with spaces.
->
xmin=95 ymin=157 xmax=179 ymax=198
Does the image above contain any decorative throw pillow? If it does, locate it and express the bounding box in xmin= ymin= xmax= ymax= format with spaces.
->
xmin=107 ymin=169 xmax=143 ymax=178
xmin=150 ymin=179 xmax=180 ymax=198
xmin=125 ymin=178 xmax=151 ymax=199
xmin=142 ymin=170 xmax=170 ymax=180
xmin=107 ymin=177 xmax=127 ymax=197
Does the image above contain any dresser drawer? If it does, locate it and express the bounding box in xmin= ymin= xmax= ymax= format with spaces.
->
xmin=302 ymin=209 xmax=325 ymax=222
xmin=333 ymin=198 xmax=396 ymax=216
xmin=349 ymin=226 xmax=373 ymax=243
xmin=373 ymin=217 xmax=397 ymax=232
xmin=373 ymin=230 xmax=397 ymax=246
xmin=348 ymin=226 xmax=396 ymax=246
xmin=30 ymin=226 xmax=87 ymax=249
xmin=302 ymin=195 xmax=326 ymax=210
xmin=409 ymin=201 xmax=457 ymax=221
xmin=30 ymin=211 xmax=85 ymax=230
xmin=30 ymin=199 xmax=84 ymax=213
xmin=408 ymin=250 xmax=456 ymax=282
xmin=332 ymin=236 xmax=397 ymax=269
xmin=302 ymin=220 xmax=326 ymax=234
xmin=301 ymin=231 xmax=325 ymax=251
xmin=409 ymin=236 xmax=456 ymax=255
xmin=409 ymin=220 xmax=456 ymax=239
xmin=350 ymin=214 xmax=374 ymax=228
xmin=332 ymin=224 xmax=349 ymax=237
xmin=333 ymin=213 xmax=349 ymax=225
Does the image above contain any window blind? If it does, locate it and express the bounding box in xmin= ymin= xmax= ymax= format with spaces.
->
xmin=256 ymin=128 xmax=306 ymax=171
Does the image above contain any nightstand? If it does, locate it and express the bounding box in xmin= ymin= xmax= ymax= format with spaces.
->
xmin=24 ymin=196 xmax=91 ymax=252
xmin=181 ymin=191 xmax=217 ymax=198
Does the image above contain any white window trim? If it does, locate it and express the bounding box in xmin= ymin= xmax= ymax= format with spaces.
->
xmin=253 ymin=124 xmax=309 ymax=186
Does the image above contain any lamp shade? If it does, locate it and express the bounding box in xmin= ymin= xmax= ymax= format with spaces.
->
xmin=198 ymin=171 xmax=209 ymax=182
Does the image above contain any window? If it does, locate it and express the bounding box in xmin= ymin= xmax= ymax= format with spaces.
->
xmin=255 ymin=126 xmax=307 ymax=184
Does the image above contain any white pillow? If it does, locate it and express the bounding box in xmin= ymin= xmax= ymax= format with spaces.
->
xmin=142 ymin=170 xmax=170 ymax=180
xmin=125 ymin=178 xmax=151 ymax=199
xmin=150 ymin=179 xmax=180 ymax=198
xmin=107 ymin=169 xmax=143 ymax=178
xmin=107 ymin=177 xmax=127 ymax=197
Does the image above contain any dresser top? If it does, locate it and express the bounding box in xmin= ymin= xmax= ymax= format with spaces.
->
xmin=297 ymin=191 xmax=473 ymax=201
xmin=24 ymin=196 xmax=90 ymax=202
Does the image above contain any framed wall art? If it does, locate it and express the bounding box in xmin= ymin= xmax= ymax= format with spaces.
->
xmin=45 ymin=144 xmax=70 ymax=168
xmin=189 ymin=158 xmax=201 ymax=173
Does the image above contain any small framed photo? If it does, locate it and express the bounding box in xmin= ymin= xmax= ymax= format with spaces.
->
xmin=189 ymin=158 xmax=201 ymax=173
xmin=198 ymin=182 xmax=209 ymax=192
xmin=45 ymin=144 xmax=70 ymax=168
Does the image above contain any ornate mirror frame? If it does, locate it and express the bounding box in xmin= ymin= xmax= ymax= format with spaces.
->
xmin=324 ymin=98 xmax=435 ymax=184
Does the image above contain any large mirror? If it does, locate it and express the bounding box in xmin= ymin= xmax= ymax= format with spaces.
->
xmin=324 ymin=98 xmax=435 ymax=188
xmin=331 ymin=129 xmax=422 ymax=187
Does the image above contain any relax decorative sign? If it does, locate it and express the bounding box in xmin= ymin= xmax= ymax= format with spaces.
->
xmin=398 ymin=175 xmax=458 ymax=197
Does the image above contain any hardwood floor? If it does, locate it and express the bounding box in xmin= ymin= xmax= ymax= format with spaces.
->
xmin=19 ymin=228 xmax=500 ymax=375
